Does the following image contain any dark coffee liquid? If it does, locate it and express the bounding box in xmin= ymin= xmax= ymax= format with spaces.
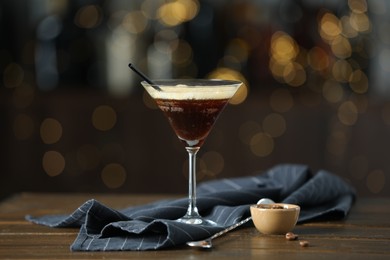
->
xmin=155 ymin=98 xmax=229 ymax=147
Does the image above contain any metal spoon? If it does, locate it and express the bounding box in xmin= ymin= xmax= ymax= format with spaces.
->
xmin=186 ymin=198 xmax=275 ymax=249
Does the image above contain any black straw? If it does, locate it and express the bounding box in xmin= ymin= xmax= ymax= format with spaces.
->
xmin=128 ymin=63 xmax=161 ymax=91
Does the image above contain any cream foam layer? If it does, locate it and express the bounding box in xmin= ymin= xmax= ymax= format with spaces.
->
xmin=143 ymin=84 xmax=240 ymax=100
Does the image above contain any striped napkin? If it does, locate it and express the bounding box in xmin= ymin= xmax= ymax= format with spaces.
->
xmin=26 ymin=164 xmax=356 ymax=251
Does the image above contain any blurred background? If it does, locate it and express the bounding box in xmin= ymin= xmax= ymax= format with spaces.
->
xmin=1 ymin=0 xmax=390 ymax=199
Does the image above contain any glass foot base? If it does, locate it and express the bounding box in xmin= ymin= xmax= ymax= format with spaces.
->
xmin=176 ymin=215 xmax=217 ymax=226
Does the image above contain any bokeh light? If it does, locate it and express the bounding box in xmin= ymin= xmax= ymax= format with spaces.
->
xmin=338 ymin=101 xmax=358 ymax=126
xmin=319 ymin=13 xmax=342 ymax=42
xmin=92 ymin=105 xmax=117 ymax=131
xmin=332 ymin=60 xmax=353 ymax=83
xmin=40 ymin=118 xmax=63 ymax=144
xmin=207 ymin=67 xmax=248 ymax=105
xmin=270 ymin=31 xmax=298 ymax=64
xmin=349 ymin=69 xmax=368 ymax=94
xmin=122 ymin=11 xmax=149 ymax=34
xmin=269 ymin=31 xmax=306 ymax=86
xmin=308 ymin=47 xmax=330 ymax=72
xmin=250 ymin=132 xmax=274 ymax=157
xmin=331 ymin=36 xmax=352 ymax=59
xmin=101 ymin=163 xmax=127 ymax=189
xmin=158 ymin=0 xmax=199 ymax=27
xmin=2 ymin=0 xmax=390 ymax=198
xmin=42 ymin=150 xmax=66 ymax=177
xmin=262 ymin=113 xmax=286 ymax=138
xmin=74 ymin=5 xmax=102 ymax=29
xmin=322 ymin=80 xmax=344 ymax=103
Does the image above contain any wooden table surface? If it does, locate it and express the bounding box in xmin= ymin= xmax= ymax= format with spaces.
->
xmin=0 ymin=193 xmax=389 ymax=259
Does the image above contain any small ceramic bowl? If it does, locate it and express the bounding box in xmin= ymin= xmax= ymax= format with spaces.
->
xmin=250 ymin=203 xmax=300 ymax=235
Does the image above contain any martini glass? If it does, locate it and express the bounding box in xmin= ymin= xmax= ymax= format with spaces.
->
xmin=142 ymin=79 xmax=242 ymax=225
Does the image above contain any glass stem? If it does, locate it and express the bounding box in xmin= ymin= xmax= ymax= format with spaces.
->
xmin=185 ymin=146 xmax=201 ymax=218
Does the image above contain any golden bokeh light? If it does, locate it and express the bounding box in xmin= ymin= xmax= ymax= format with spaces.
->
xmin=269 ymin=58 xmax=286 ymax=80
xmin=42 ymin=150 xmax=65 ymax=177
xmin=270 ymin=31 xmax=298 ymax=64
xmin=331 ymin=36 xmax=352 ymax=59
xmin=340 ymin=16 xmax=358 ymax=38
xmin=262 ymin=113 xmax=286 ymax=138
xmin=101 ymin=163 xmax=127 ymax=189
xmin=207 ymin=67 xmax=248 ymax=105
xmin=158 ymin=0 xmax=199 ymax=27
xmin=332 ymin=59 xmax=353 ymax=83
xmin=250 ymin=132 xmax=274 ymax=157
xmin=226 ymin=38 xmax=250 ymax=63
xmin=338 ymin=101 xmax=358 ymax=126
xmin=122 ymin=11 xmax=148 ymax=34
xmin=283 ymin=61 xmax=306 ymax=87
xmin=308 ymin=47 xmax=329 ymax=71
xmin=349 ymin=12 xmax=370 ymax=32
xmin=319 ymin=13 xmax=342 ymax=42
xmin=348 ymin=0 xmax=367 ymax=14
xmin=269 ymin=88 xmax=294 ymax=113
xmin=172 ymin=40 xmax=193 ymax=65
xmin=13 ymin=113 xmax=34 ymax=140
xmin=349 ymin=69 xmax=368 ymax=94
xmin=269 ymin=31 xmax=307 ymax=86
xmin=92 ymin=105 xmax=117 ymax=131
xmin=40 ymin=118 xmax=63 ymax=144
xmin=74 ymin=5 xmax=102 ymax=29
xmin=322 ymin=80 xmax=344 ymax=103
xmin=153 ymin=29 xmax=179 ymax=53
xmin=140 ymin=0 xmax=159 ymax=19
xmin=366 ymin=169 xmax=385 ymax=194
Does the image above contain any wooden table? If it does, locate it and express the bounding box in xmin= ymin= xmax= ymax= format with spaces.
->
xmin=0 ymin=193 xmax=389 ymax=259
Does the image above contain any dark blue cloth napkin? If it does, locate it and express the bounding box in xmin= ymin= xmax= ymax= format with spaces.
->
xmin=26 ymin=164 xmax=356 ymax=251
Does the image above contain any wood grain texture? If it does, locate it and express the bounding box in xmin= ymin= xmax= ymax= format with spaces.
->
xmin=1 ymin=193 xmax=389 ymax=259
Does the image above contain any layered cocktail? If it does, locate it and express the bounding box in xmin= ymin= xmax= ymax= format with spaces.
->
xmin=142 ymin=79 xmax=242 ymax=225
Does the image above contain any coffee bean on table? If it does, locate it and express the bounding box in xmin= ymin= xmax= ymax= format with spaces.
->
xmin=285 ymin=232 xmax=298 ymax=241
xmin=299 ymin=240 xmax=310 ymax=247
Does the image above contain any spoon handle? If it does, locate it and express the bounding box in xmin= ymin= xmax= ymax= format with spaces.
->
xmin=210 ymin=216 xmax=252 ymax=240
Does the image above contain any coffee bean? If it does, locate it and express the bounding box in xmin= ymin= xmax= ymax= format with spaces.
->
xmin=299 ymin=240 xmax=309 ymax=247
xmin=285 ymin=232 xmax=298 ymax=241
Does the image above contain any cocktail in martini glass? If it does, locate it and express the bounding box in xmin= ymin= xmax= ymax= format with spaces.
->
xmin=142 ymin=79 xmax=242 ymax=225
